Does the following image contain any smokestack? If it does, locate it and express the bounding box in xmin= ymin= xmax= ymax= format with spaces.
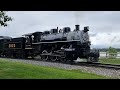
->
xmin=75 ymin=25 xmax=80 ymax=31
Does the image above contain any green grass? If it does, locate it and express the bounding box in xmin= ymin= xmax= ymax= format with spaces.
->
xmin=100 ymin=58 xmax=120 ymax=65
xmin=0 ymin=59 xmax=110 ymax=79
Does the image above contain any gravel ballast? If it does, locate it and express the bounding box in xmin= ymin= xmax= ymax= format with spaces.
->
xmin=1 ymin=58 xmax=120 ymax=79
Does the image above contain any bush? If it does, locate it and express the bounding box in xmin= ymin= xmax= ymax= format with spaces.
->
xmin=108 ymin=46 xmax=117 ymax=59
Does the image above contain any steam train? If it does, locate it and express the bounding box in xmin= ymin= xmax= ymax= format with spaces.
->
xmin=0 ymin=25 xmax=100 ymax=63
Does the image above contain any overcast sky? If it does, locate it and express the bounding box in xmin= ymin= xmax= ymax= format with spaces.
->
xmin=0 ymin=11 xmax=120 ymax=48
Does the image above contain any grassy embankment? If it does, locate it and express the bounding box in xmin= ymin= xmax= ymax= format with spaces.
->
xmin=0 ymin=59 xmax=109 ymax=79
xmin=100 ymin=58 xmax=120 ymax=65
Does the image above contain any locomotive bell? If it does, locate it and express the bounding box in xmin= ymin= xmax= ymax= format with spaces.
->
xmin=75 ymin=25 xmax=80 ymax=31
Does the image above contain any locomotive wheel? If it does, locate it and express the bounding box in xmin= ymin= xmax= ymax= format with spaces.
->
xmin=94 ymin=57 xmax=99 ymax=62
xmin=34 ymin=55 xmax=42 ymax=60
xmin=41 ymin=50 xmax=48 ymax=61
xmin=87 ymin=56 xmax=98 ymax=62
xmin=50 ymin=56 xmax=58 ymax=62
xmin=41 ymin=55 xmax=48 ymax=61
xmin=87 ymin=57 xmax=94 ymax=62
xmin=58 ymin=57 xmax=67 ymax=63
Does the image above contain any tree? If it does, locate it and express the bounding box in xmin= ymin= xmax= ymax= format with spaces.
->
xmin=0 ymin=11 xmax=12 ymax=27
xmin=108 ymin=46 xmax=117 ymax=59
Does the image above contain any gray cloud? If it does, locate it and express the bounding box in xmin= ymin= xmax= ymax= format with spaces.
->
xmin=0 ymin=11 xmax=120 ymax=48
xmin=89 ymin=32 xmax=97 ymax=37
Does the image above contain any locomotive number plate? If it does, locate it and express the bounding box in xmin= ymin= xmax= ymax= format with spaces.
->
xmin=9 ymin=44 xmax=16 ymax=48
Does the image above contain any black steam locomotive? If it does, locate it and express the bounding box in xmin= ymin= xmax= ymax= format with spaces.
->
xmin=0 ymin=25 xmax=99 ymax=63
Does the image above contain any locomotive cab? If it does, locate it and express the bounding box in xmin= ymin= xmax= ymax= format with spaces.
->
xmin=22 ymin=33 xmax=33 ymax=49
xmin=32 ymin=32 xmax=42 ymax=43
xmin=23 ymin=31 xmax=42 ymax=48
xmin=23 ymin=32 xmax=43 ymax=58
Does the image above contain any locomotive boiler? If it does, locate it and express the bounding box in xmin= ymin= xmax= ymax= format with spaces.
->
xmin=40 ymin=25 xmax=89 ymax=43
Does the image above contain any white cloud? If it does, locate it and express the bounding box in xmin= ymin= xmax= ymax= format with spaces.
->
xmin=90 ymin=32 xmax=120 ymax=48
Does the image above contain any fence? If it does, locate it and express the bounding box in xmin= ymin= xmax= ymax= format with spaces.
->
xmin=100 ymin=52 xmax=120 ymax=58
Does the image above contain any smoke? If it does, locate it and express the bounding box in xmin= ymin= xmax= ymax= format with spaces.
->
xmin=75 ymin=12 xmax=79 ymax=25
xmin=89 ymin=32 xmax=97 ymax=37
xmin=74 ymin=11 xmax=85 ymax=25
xmin=74 ymin=11 xmax=99 ymax=25
xmin=111 ymin=36 xmax=117 ymax=42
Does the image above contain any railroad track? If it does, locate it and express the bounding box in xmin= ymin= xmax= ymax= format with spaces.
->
xmin=72 ymin=62 xmax=120 ymax=70
xmin=1 ymin=57 xmax=120 ymax=70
